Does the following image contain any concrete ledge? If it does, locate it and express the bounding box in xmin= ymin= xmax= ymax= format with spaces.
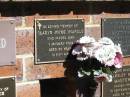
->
xmin=16 ymin=80 xmax=40 ymax=97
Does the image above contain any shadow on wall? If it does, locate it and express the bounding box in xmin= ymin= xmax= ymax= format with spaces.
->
xmin=40 ymin=78 xmax=67 ymax=97
xmin=0 ymin=1 xmax=130 ymax=16
xmin=39 ymin=43 xmax=99 ymax=97
xmin=63 ymin=43 xmax=98 ymax=97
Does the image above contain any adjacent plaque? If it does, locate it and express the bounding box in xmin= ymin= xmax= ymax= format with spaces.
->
xmin=35 ymin=19 xmax=84 ymax=64
xmin=102 ymin=18 xmax=130 ymax=56
xmin=0 ymin=20 xmax=16 ymax=66
xmin=0 ymin=77 xmax=16 ymax=97
xmin=102 ymin=66 xmax=130 ymax=97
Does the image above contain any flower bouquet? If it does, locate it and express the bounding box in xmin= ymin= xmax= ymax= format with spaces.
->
xmin=71 ymin=36 xmax=123 ymax=82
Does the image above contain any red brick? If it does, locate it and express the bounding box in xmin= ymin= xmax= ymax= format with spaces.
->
xmin=25 ymin=14 xmax=90 ymax=27
xmin=123 ymin=57 xmax=130 ymax=66
xmin=25 ymin=16 xmax=35 ymax=27
xmin=16 ymin=81 xmax=40 ymax=97
xmin=0 ymin=59 xmax=23 ymax=81
xmin=16 ymin=28 xmax=34 ymax=54
xmin=92 ymin=13 xmax=130 ymax=24
xmin=85 ymin=26 xmax=101 ymax=40
xmin=24 ymin=57 xmax=65 ymax=80
xmin=25 ymin=15 xmax=59 ymax=27
xmin=76 ymin=15 xmax=90 ymax=24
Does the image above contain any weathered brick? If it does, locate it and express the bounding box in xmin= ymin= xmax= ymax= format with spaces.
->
xmin=13 ymin=17 xmax=23 ymax=27
xmin=85 ymin=26 xmax=101 ymax=40
xmin=24 ymin=57 xmax=65 ymax=80
xmin=16 ymin=28 xmax=34 ymax=54
xmin=76 ymin=15 xmax=90 ymax=24
xmin=92 ymin=13 xmax=130 ymax=24
xmin=0 ymin=59 xmax=23 ymax=81
xmin=25 ymin=15 xmax=59 ymax=27
xmin=16 ymin=81 xmax=40 ymax=97
xmin=123 ymin=57 xmax=130 ymax=66
xmin=25 ymin=15 xmax=36 ymax=27
xmin=25 ymin=14 xmax=90 ymax=27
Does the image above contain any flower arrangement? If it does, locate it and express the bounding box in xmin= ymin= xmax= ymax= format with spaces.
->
xmin=71 ymin=36 xmax=123 ymax=82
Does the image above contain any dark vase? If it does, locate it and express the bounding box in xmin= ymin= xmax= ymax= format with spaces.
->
xmin=75 ymin=76 xmax=98 ymax=97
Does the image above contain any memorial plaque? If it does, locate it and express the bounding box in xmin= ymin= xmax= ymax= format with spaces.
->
xmin=0 ymin=20 xmax=16 ymax=66
xmin=35 ymin=19 xmax=84 ymax=64
xmin=102 ymin=18 xmax=130 ymax=56
xmin=102 ymin=66 xmax=130 ymax=97
xmin=0 ymin=77 xmax=16 ymax=97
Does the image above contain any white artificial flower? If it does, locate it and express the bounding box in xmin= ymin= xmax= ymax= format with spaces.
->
xmin=71 ymin=36 xmax=123 ymax=82
xmin=94 ymin=45 xmax=116 ymax=66
xmin=72 ymin=36 xmax=96 ymax=61
xmin=72 ymin=45 xmax=89 ymax=61
xmin=77 ymin=36 xmax=95 ymax=44
xmin=78 ymin=69 xmax=91 ymax=77
xmin=77 ymin=54 xmax=89 ymax=61
xmin=105 ymin=59 xmax=115 ymax=66
xmin=114 ymin=44 xmax=123 ymax=54
xmin=82 ymin=46 xmax=88 ymax=54
xmin=106 ymin=74 xmax=113 ymax=82
xmin=78 ymin=71 xmax=84 ymax=77
xmin=98 ymin=37 xmax=114 ymax=45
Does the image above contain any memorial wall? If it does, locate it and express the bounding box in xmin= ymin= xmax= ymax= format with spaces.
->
xmin=0 ymin=1 xmax=130 ymax=97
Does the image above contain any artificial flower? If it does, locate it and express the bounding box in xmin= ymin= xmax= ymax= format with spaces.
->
xmin=114 ymin=52 xmax=123 ymax=68
xmin=77 ymin=36 xmax=95 ymax=44
xmin=98 ymin=37 xmax=114 ymax=45
xmin=71 ymin=36 xmax=123 ymax=82
xmin=94 ymin=45 xmax=116 ymax=66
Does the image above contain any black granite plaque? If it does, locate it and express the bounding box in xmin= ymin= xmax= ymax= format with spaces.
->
xmin=0 ymin=77 xmax=16 ymax=97
xmin=102 ymin=66 xmax=130 ymax=97
xmin=102 ymin=18 xmax=130 ymax=57
xmin=35 ymin=19 xmax=84 ymax=64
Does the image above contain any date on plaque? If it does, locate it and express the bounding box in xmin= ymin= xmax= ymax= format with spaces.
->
xmin=34 ymin=19 xmax=84 ymax=64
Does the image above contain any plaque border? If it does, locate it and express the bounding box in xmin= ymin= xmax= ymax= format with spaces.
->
xmin=34 ymin=18 xmax=85 ymax=64
xmin=101 ymin=18 xmax=130 ymax=57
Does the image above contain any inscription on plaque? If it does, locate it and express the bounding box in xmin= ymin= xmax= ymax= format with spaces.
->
xmin=102 ymin=66 xmax=130 ymax=97
xmin=35 ymin=19 xmax=84 ymax=64
xmin=0 ymin=77 xmax=16 ymax=97
xmin=102 ymin=18 xmax=130 ymax=56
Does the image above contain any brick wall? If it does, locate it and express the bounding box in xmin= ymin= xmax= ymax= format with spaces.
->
xmin=0 ymin=1 xmax=130 ymax=97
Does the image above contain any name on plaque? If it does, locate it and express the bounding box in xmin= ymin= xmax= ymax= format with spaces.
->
xmin=102 ymin=18 xmax=130 ymax=57
xmin=35 ymin=19 xmax=84 ymax=64
xmin=102 ymin=66 xmax=130 ymax=97
xmin=0 ymin=77 xmax=16 ymax=97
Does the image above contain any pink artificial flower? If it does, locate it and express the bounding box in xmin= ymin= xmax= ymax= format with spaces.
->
xmin=114 ymin=52 xmax=123 ymax=68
